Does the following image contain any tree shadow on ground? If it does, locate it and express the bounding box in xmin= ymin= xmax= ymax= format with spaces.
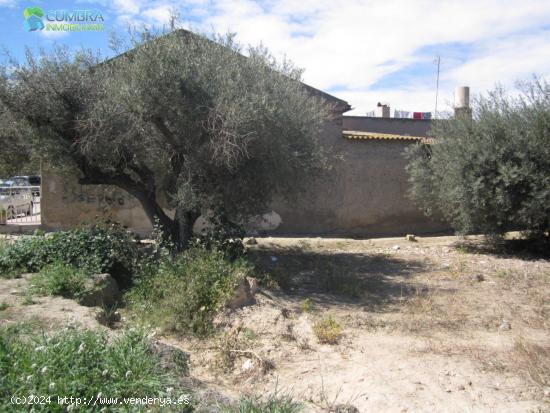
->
xmin=247 ymin=245 xmax=430 ymax=312
xmin=454 ymin=238 xmax=550 ymax=261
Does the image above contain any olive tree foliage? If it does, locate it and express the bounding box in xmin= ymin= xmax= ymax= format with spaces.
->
xmin=406 ymin=79 xmax=550 ymax=240
xmin=0 ymin=29 xmax=333 ymax=247
xmin=0 ymin=105 xmax=37 ymax=177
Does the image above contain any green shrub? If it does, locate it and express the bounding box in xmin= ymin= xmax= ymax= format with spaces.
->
xmin=127 ymin=247 xmax=251 ymax=336
xmin=32 ymin=262 xmax=88 ymax=300
xmin=0 ymin=324 xmax=193 ymax=412
xmin=0 ymin=235 xmax=49 ymax=277
xmin=313 ymin=316 xmax=343 ymax=344
xmin=0 ymin=222 xmax=137 ymax=284
xmin=406 ymin=79 xmax=550 ymax=240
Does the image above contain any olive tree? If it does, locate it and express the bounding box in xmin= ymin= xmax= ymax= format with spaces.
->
xmin=0 ymin=29 xmax=333 ymax=248
xmin=0 ymin=108 xmax=36 ymax=177
xmin=406 ymin=79 xmax=550 ymax=240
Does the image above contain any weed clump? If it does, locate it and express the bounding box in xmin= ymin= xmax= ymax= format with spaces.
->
xmin=126 ymin=247 xmax=252 ymax=336
xmin=32 ymin=262 xmax=88 ymax=300
xmin=301 ymin=298 xmax=314 ymax=313
xmin=0 ymin=324 xmax=193 ymax=412
xmin=225 ymin=394 xmax=301 ymax=412
xmin=313 ymin=316 xmax=343 ymax=344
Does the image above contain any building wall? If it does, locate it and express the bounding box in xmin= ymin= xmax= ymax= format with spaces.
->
xmin=41 ymin=168 xmax=154 ymax=236
xmin=343 ymin=116 xmax=432 ymax=136
xmin=269 ymin=117 xmax=447 ymax=236
xmin=41 ymin=117 xmax=449 ymax=238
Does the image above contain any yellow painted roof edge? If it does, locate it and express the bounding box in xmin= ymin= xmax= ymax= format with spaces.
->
xmin=342 ymin=130 xmax=426 ymax=140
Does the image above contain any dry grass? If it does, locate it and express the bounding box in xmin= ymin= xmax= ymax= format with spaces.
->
xmin=404 ymin=286 xmax=435 ymax=315
xmin=313 ymin=316 xmax=343 ymax=344
xmin=212 ymin=328 xmax=248 ymax=373
xmin=513 ymin=337 xmax=550 ymax=389
xmin=212 ymin=327 xmax=273 ymax=375
xmin=400 ymin=286 xmax=478 ymax=333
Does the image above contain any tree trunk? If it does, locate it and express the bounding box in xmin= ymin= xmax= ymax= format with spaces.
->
xmin=78 ymin=172 xmax=199 ymax=251
xmin=172 ymin=207 xmax=200 ymax=250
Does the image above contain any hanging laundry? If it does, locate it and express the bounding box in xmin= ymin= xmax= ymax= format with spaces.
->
xmin=413 ymin=112 xmax=422 ymax=119
xmin=423 ymin=112 xmax=432 ymax=119
xmin=394 ymin=110 xmax=411 ymax=119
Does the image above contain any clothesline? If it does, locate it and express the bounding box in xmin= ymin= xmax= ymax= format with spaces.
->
xmin=394 ymin=110 xmax=432 ymax=119
xmin=365 ymin=109 xmax=433 ymax=119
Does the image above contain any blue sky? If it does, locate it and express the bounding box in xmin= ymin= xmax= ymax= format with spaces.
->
xmin=2 ymin=0 xmax=550 ymax=115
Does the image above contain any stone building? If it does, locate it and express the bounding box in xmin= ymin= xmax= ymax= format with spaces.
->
xmin=266 ymin=109 xmax=446 ymax=237
xmin=38 ymin=29 xmax=451 ymax=237
xmin=41 ymin=86 xmax=448 ymax=237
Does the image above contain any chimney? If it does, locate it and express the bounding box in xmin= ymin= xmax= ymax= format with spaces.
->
xmin=375 ymin=102 xmax=390 ymax=118
xmin=454 ymin=86 xmax=471 ymax=118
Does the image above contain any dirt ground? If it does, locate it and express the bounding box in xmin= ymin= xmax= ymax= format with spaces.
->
xmin=0 ymin=273 xmax=107 ymax=331
xmin=1 ymin=234 xmax=549 ymax=412
xmin=167 ymin=235 xmax=549 ymax=412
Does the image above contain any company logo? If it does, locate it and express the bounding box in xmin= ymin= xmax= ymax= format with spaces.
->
xmin=23 ymin=7 xmax=104 ymax=32
xmin=23 ymin=7 xmax=45 ymax=31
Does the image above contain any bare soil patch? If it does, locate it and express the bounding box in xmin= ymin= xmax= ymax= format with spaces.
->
xmin=0 ymin=274 xmax=110 ymax=331
xmin=1 ymin=234 xmax=549 ymax=412
xmin=166 ymin=235 xmax=550 ymax=412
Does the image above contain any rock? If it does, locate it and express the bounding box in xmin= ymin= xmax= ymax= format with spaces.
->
xmin=458 ymin=385 xmax=466 ymax=391
xmin=499 ymin=320 xmax=511 ymax=331
xmin=245 ymin=237 xmax=257 ymax=245
xmin=405 ymin=234 xmax=416 ymax=242
xmin=151 ymin=340 xmax=190 ymax=375
xmin=246 ymin=277 xmax=260 ymax=294
xmin=241 ymin=358 xmax=254 ymax=372
xmin=475 ymin=274 xmax=485 ymax=282
xmin=78 ymin=274 xmax=120 ymax=308
xmin=543 ymin=387 xmax=550 ymax=397
xmin=226 ymin=278 xmax=255 ymax=309
xmin=270 ymin=256 xmax=278 ymax=262
xmin=392 ymin=245 xmax=401 ymax=251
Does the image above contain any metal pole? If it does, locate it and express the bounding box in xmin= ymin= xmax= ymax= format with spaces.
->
xmin=434 ymin=56 xmax=440 ymax=119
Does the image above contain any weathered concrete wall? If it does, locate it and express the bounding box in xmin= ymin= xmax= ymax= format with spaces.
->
xmin=41 ymin=117 xmax=448 ymax=238
xmin=269 ymin=117 xmax=447 ymax=237
xmin=41 ymin=168 xmax=153 ymax=236
xmin=343 ymin=116 xmax=432 ymax=136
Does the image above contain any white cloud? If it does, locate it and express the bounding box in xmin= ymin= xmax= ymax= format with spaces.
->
xmin=108 ymin=0 xmax=550 ymax=114
xmin=445 ymin=30 xmax=550 ymax=93
xmin=0 ymin=0 xmax=16 ymax=7
xmin=113 ymin=0 xmax=142 ymax=15
xmin=142 ymin=5 xmax=174 ymax=25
